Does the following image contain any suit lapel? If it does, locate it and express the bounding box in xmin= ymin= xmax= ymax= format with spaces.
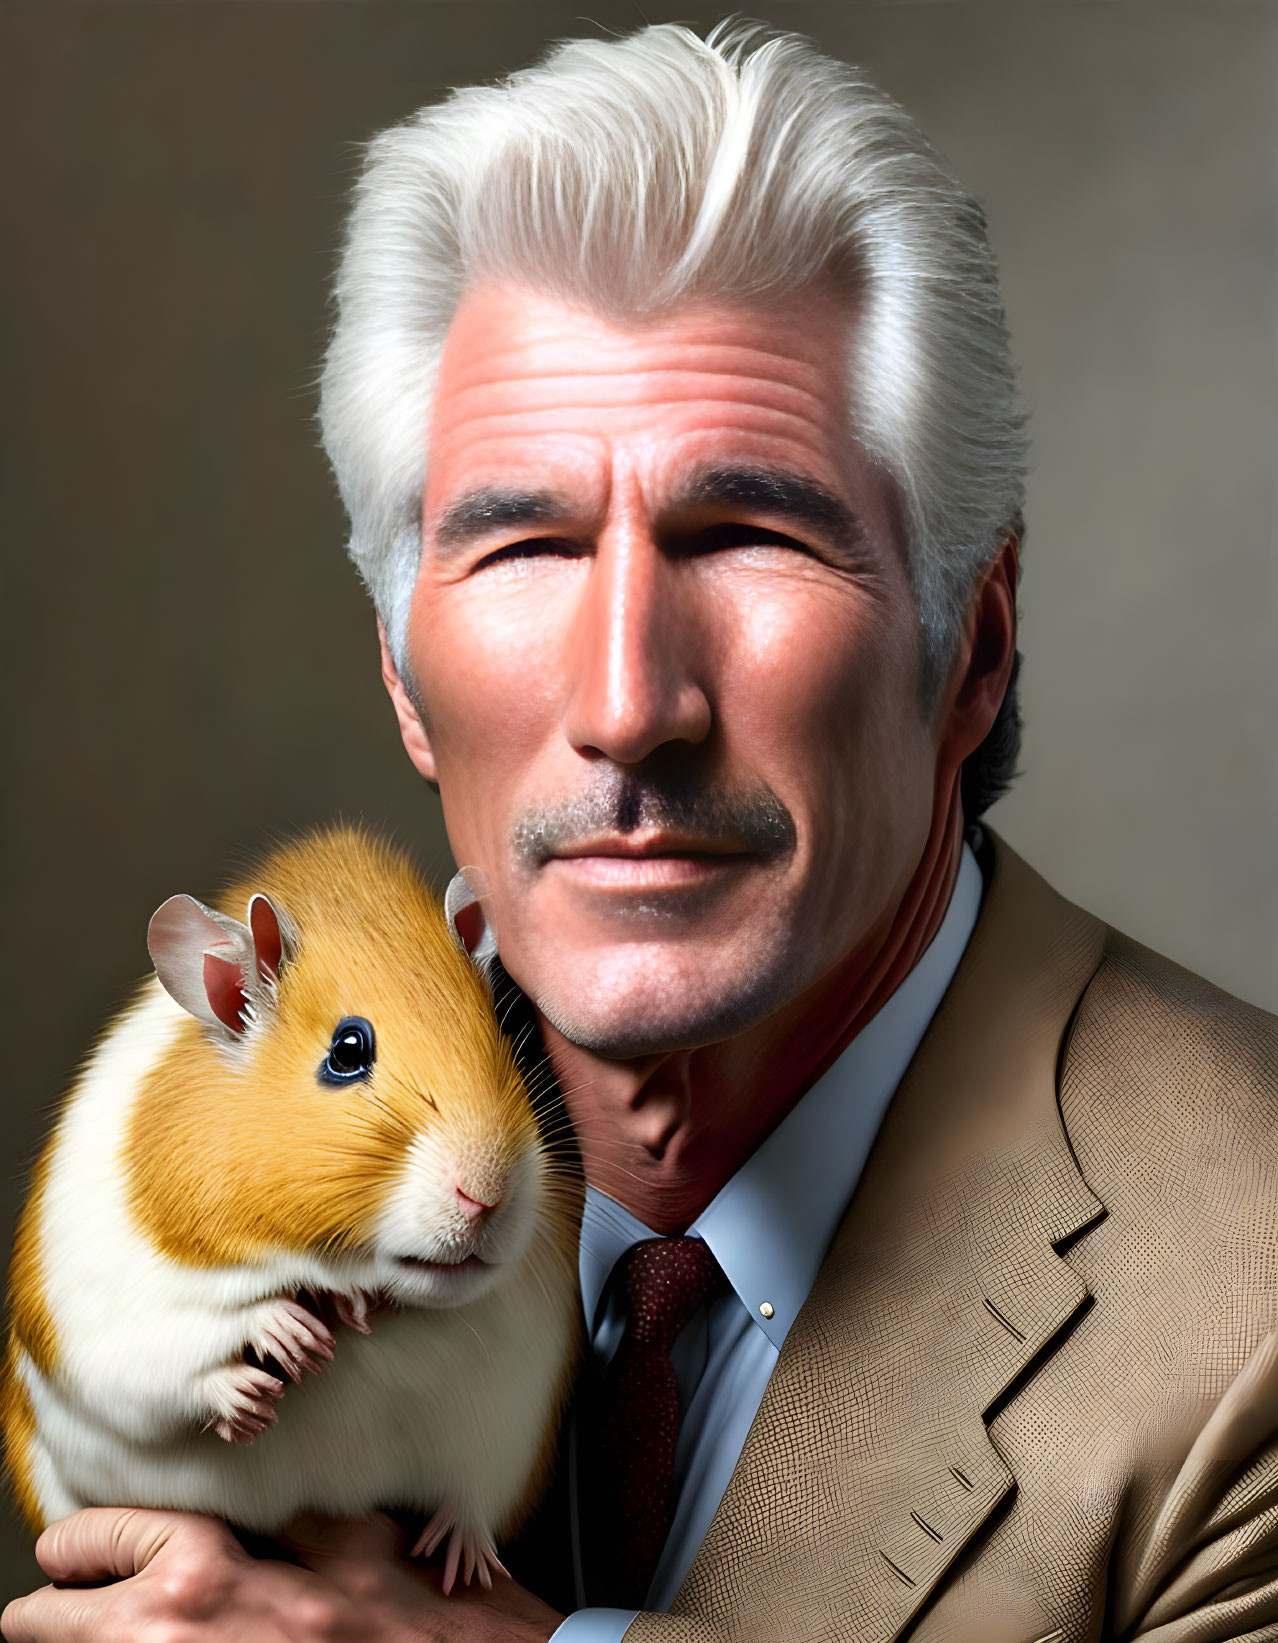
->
xmin=645 ymin=835 xmax=1109 ymax=1643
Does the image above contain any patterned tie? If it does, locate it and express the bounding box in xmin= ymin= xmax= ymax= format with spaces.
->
xmin=589 ymin=1236 xmax=723 ymax=1607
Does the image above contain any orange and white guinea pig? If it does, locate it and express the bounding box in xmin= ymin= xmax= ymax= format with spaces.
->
xmin=1 ymin=826 xmax=582 ymax=1591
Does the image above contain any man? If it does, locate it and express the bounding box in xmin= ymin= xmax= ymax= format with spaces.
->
xmin=5 ymin=20 xmax=1275 ymax=1643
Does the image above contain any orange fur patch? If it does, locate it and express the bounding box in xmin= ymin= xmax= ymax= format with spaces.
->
xmin=0 ymin=1338 xmax=43 ymax=1531
xmin=124 ymin=827 xmax=539 ymax=1266
xmin=6 ymin=1149 xmax=58 ymax=1382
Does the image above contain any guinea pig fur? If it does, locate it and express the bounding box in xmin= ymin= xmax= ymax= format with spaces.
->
xmin=2 ymin=826 xmax=583 ymax=1591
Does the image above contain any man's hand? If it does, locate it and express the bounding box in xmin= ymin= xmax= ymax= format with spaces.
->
xmin=1 ymin=1508 xmax=565 ymax=1642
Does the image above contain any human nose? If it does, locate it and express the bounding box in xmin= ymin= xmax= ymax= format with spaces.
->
xmin=562 ymin=523 xmax=712 ymax=765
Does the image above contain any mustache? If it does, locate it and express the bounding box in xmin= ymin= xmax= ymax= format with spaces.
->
xmin=511 ymin=770 xmax=797 ymax=866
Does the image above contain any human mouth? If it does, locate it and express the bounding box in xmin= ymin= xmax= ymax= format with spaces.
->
xmin=511 ymin=776 xmax=797 ymax=876
xmin=546 ymin=832 xmax=753 ymax=891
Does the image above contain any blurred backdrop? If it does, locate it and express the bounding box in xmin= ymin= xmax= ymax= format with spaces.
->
xmin=2 ymin=0 xmax=1275 ymax=1599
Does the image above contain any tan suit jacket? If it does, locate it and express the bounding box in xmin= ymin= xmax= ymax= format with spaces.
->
xmin=624 ymin=833 xmax=1278 ymax=1643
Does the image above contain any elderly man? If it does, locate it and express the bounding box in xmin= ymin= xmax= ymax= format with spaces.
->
xmin=6 ymin=20 xmax=1276 ymax=1643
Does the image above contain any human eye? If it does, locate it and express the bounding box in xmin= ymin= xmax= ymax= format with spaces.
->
xmin=471 ymin=537 xmax=585 ymax=573
xmin=682 ymin=521 xmax=818 ymax=559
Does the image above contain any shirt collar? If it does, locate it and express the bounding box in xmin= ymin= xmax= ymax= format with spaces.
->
xmin=578 ymin=1187 xmax=658 ymax=1334
xmin=577 ymin=841 xmax=984 ymax=1346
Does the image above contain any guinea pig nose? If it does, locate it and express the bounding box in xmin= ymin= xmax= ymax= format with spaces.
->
xmin=455 ymin=1185 xmax=500 ymax=1222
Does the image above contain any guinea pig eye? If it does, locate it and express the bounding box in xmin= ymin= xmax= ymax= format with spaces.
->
xmin=319 ymin=1016 xmax=376 ymax=1085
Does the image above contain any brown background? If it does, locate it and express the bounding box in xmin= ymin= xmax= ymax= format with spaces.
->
xmin=2 ymin=0 xmax=1274 ymax=1602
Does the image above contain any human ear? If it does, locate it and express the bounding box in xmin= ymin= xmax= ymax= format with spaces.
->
xmin=936 ymin=531 xmax=1019 ymax=771
xmin=377 ymin=616 xmax=439 ymax=786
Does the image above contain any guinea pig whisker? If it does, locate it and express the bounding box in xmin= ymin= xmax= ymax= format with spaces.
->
xmin=495 ymin=996 xmax=525 ymax=1033
xmin=532 ymin=1111 xmax=619 ymax=1144
xmin=456 ymin=1313 xmax=495 ymax=1372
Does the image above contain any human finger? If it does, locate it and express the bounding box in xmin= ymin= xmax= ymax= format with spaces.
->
xmin=34 ymin=1506 xmax=236 ymax=1585
xmin=3 ymin=1580 xmax=113 ymax=1643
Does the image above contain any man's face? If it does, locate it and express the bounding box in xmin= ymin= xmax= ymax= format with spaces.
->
xmin=399 ymin=282 xmax=941 ymax=1057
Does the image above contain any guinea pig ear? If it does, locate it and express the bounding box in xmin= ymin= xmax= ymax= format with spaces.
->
xmin=444 ymin=867 xmax=498 ymax=972
xmin=247 ymin=893 xmax=289 ymax=981
xmin=147 ymin=895 xmax=257 ymax=1036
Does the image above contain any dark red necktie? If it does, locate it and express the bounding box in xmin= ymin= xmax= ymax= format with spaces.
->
xmin=591 ymin=1236 xmax=723 ymax=1606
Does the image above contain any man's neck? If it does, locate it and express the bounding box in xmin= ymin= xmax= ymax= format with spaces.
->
xmin=540 ymin=787 xmax=964 ymax=1235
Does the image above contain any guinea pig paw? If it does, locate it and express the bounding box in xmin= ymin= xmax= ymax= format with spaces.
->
xmin=247 ymin=1295 xmax=336 ymax=1381
xmin=203 ymin=1361 xmax=285 ymax=1444
xmin=331 ymin=1288 xmax=375 ymax=1335
xmin=412 ymin=1507 xmax=508 ymax=1595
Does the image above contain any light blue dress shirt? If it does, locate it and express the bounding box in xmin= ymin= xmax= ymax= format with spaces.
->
xmin=550 ymin=842 xmax=984 ymax=1642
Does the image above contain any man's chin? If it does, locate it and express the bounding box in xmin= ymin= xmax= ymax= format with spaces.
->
xmin=531 ymin=967 xmax=788 ymax=1060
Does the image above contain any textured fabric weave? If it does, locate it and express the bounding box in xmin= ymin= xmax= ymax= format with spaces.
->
xmin=594 ymin=1238 xmax=722 ymax=1606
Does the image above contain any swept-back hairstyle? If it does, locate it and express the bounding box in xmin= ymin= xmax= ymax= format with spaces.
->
xmin=320 ymin=20 xmax=1026 ymax=815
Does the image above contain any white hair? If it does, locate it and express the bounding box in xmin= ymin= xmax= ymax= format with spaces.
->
xmin=319 ymin=19 xmax=1026 ymax=695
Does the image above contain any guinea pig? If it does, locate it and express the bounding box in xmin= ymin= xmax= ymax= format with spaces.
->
xmin=1 ymin=825 xmax=582 ymax=1591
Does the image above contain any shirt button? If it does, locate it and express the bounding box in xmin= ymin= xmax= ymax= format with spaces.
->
xmin=759 ymin=1301 xmax=775 ymax=1320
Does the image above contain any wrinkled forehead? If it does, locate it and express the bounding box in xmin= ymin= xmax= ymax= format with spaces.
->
xmin=420 ymin=280 xmax=886 ymax=532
